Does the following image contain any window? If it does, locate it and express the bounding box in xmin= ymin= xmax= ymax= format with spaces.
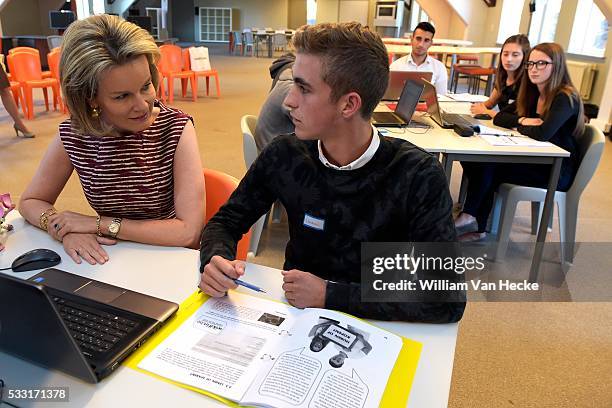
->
xmin=568 ymin=0 xmax=608 ymax=58
xmin=307 ymin=0 xmax=316 ymax=25
xmin=497 ymin=0 xmax=524 ymax=44
xmin=199 ymin=8 xmax=231 ymax=42
xmin=409 ymin=1 xmax=432 ymax=31
xmin=527 ymin=0 xmax=562 ymax=45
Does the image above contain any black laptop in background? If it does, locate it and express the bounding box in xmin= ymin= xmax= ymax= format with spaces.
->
xmin=0 ymin=268 xmax=178 ymax=383
xmin=421 ymin=79 xmax=477 ymax=129
xmin=372 ymin=79 xmax=425 ymax=128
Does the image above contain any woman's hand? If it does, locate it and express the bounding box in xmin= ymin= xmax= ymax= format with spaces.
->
xmin=470 ymin=103 xmax=488 ymax=115
xmin=62 ymin=233 xmax=116 ymax=265
xmin=520 ymin=118 xmax=544 ymax=126
xmin=48 ymin=211 xmax=97 ymax=240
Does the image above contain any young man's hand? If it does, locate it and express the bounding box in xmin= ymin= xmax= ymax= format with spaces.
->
xmin=281 ymin=269 xmax=327 ymax=309
xmin=199 ymin=255 xmax=245 ymax=297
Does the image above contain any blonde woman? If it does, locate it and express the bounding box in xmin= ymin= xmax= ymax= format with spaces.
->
xmin=19 ymin=15 xmax=205 ymax=264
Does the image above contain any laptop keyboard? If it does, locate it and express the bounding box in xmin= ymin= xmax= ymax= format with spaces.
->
xmin=52 ymin=296 xmax=138 ymax=354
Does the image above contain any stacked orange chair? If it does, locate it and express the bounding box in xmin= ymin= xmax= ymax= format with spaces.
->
xmin=47 ymin=49 xmax=67 ymax=113
xmin=203 ymin=168 xmax=251 ymax=261
xmin=157 ymin=44 xmax=196 ymax=103
xmin=182 ymin=48 xmax=220 ymax=98
xmin=9 ymin=47 xmax=52 ymax=79
xmin=8 ymin=52 xmax=60 ymax=119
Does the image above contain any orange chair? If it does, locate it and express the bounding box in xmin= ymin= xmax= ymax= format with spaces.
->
xmin=8 ymin=52 xmax=60 ymax=119
xmin=203 ymin=168 xmax=251 ymax=261
xmin=9 ymin=80 xmax=27 ymax=117
xmin=158 ymin=45 xmax=196 ymax=103
xmin=182 ymin=48 xmax=221 ymax=98
xmin=8 ymin=47 xmax=52 ymax=79
xmin=47 ymin=49 xmax=67 ymax=113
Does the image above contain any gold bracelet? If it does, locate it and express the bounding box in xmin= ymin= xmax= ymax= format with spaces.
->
xmin=96 ymin=215 xmax=103 ymax=237
xmin=39 ymin=208 xmax=57 ymax=231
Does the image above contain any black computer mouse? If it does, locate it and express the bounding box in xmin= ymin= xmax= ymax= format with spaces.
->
xmin=474 ymin=113 xmax=492 ymax=120
xmin=11 ymin=248 xmax=61 ymax=272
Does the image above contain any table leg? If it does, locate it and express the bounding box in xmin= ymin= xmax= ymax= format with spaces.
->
xmin=529 ymin=157 xmax=562 ymax=282
xmin=485 ymin=54 xmax=499 ymax=96
xmin=268 ymin=36 xmax=273 ymax=58
xmin=449 ymin=54 xmax=458 ymax=87
xmin=442 ymin=154 xmax=453 ymax=183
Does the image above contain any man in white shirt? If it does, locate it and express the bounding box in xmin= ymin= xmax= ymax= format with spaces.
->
xmin=390 ymin=22 xmax=448 ymax=95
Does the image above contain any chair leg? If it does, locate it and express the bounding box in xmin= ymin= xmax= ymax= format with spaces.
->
xmin=530 ymin=202 xmax=541 ymax=235
xmin=272 ymin=200 xmax=283 ymax=223
xmin=489 ymin=192 xmax=501 ymax=235
xmin=205 ymin=76 xmax=210 ymax=96
xmin=458 ymin=173 xmax=468 ymax=206
xmin=495 ymin=193 xmax=519 ymax=260
xmin=168 ymin=76 xmax=174 ymax=104
xmin=181 ymin=78 xmax=188 ymax=98
xmin=248 ymin=213 xmax=267 ymax=257
xmin=190 ymin=75 xmax=197 ymax=102
xmin=214 ymin=73 xmax=220 ymax=97
xmin=563 ymin=200 xmax=579 ymax=264
xmin=557 ymin=201 xmax=566 ymax=264
xmin=18 ymin=89 xmax=27 ymax=118
xmin=24 ymin=86 xmax=34 ymax=120
xmin=42 ymin=88 xmax=49 ymax=111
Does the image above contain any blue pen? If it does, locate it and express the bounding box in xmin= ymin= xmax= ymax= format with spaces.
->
xmin=234 ymin=278 xmax=267 ymax=293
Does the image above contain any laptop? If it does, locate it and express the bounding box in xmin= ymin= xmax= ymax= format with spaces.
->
xmin=372 ymin=80 xmax=425 ymax=128
xmin=421 ymin=79 xmax=478 ymax=129
xmin=0 ymin=268 xmax=178 ymax=383
xmin=382 ymin=71 xmax=433 ymax=101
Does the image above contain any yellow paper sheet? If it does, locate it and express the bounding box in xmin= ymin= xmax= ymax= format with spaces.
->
xmin=123 ymin=291 xmax=422 ymax=407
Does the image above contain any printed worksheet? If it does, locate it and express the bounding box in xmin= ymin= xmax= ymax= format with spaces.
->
xmin=138 ymin=292 xmax=403 ymax=408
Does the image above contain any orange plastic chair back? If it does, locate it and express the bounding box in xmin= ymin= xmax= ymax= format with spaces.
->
xmin=47 ymin=50 xmax=61 ymax=80
xmin=9 ymin=47 xmax=39 ymax=56
xmin=158 ymin=44 xmax=184 ymax=73
xmin=7 ymin=52 xmax=43 ymax=82
xmin=182 ymin=48 xmax=191 ymax=70
xmin=203 ymin=169 xmax=251 ymax=261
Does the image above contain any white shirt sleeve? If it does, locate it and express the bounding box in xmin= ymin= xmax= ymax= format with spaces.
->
xmin=433 ymin=59 xmax=448 ymax=95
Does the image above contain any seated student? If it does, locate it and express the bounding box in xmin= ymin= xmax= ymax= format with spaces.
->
xmin=389 ymin=22 xmax=448 ymax=95
xmin=19 ymin=15 xmax=205 ymax=264
xmin=199 ymin=22 xmax=464 ymax=323
xmin=254 ymin=53 xmax=296 ymax=151
xmin=455 ymin=43 xmax=583 ymax=241
xmin=470 ymin=34 xmax=530 ymax=118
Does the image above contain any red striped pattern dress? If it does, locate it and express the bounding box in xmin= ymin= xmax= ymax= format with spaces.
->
xmin=59 ymin=101 xmax=193 ymax=220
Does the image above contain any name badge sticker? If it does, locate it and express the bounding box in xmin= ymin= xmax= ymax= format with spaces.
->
xmin=303 ymin=213 xmax=325 ymax=231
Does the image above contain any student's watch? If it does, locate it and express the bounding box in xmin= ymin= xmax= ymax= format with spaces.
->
xmin=108 ymin=218 xmax=122 ymax=238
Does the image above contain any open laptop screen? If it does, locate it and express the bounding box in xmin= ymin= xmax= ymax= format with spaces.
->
xmin=382 ymin=71 xmax=433 ymax=101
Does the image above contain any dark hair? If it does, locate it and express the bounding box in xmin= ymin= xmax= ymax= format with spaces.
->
xmin=414 ymin=21 xmax=435 ymax=36
xmin=494 ymin=34 xmax=530 ymax=93
xmin=292 ymin=22 xmax=389 ymax=119
xmin=517 ymin=43 xmax=585 ymax=137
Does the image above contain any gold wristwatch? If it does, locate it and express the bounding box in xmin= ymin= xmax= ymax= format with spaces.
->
xmin=108 ymin=217 xmax=122 ymax=238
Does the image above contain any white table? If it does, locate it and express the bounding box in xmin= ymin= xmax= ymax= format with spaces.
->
xmin=381 ymin=106 xmax=569 ymax=280
xmin=384 ymin=37 xmax=474 ymax=47
xmin=0 ymin=213 xmax=458 ymax=408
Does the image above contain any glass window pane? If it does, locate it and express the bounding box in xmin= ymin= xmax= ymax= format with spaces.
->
xmin=497 ymin=0 xmax=526 ymax=44
xmin=569 ymin=0 xmax=608 ymax=57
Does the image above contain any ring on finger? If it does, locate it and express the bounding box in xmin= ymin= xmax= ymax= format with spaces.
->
xmin=54 ymin=223 xmax=60 ymax=230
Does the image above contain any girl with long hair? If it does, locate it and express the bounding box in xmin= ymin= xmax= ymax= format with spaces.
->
xmin=456 ymin=42 xmax=584 ymax=241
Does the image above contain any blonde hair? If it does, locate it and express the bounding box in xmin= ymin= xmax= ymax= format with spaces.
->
xmin=60 ymin=14 xmax=160 ymax=136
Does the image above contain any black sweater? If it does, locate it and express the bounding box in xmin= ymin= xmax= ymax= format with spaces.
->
xmin=493 ymin=92 xmax=580 ymax=189
xmin=200 ymin=134 xmax=465 ymax=323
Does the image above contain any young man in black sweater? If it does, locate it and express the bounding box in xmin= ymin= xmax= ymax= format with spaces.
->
xmin=199 ymin=22 xmax=465 ymax=323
